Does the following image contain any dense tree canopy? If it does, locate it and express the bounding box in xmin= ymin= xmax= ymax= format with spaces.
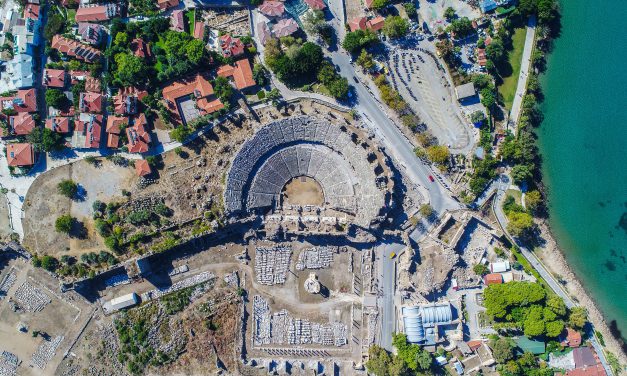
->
xmin=383 ymin=16 xmax=410 ymax=39
xmin=114 ymin=53 xmax=149 ymax=87
xmin=449 ymin=17 xmax=474 ymax=38
xmin=27 ymin=127 xmax=65 ymax=152
xmin=342 ymin=29 xmax=378 ymax=53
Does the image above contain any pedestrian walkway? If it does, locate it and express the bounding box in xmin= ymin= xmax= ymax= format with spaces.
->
xmin=509 ymin=16 xmax=536 ymax=129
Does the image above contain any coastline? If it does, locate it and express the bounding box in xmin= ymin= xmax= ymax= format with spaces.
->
xmin=535 ymin=219 xmax=627 ymax=365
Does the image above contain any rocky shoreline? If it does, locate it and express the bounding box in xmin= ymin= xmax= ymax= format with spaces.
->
xmin=536 ymin=220 xmax=627 ymax=365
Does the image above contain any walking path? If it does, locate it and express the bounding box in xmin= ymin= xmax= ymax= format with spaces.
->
xmin=492 ymin=174 xmax=613 ymax=376
xmin=509 ymin=16 xmax=537 ymax=129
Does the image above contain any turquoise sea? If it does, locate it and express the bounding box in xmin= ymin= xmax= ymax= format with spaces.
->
xmin=537 ymin=0 xmax=627 ymax=343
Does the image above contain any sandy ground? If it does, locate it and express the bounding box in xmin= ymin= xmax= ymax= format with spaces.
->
xmin=22 ymin=160 xmax=134 ymax=258
xmin=283 ymin=177 xmax=325 ymax=206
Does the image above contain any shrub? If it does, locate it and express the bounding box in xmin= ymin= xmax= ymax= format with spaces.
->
xmin=55 ymin=215 xmax=74 ymax=234
xmin=57 ymin=179 xmax=78 ymax=198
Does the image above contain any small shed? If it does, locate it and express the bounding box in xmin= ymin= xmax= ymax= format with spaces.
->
xmin=107 ymin=292 xmax=139 ymax=312
xmin=490 ymin=261 xmax=510 ymax=273
xmin=455 ymin=82 xmax=476 ymax=102
xmin=484 ymin=273 xmax=502 ymax=285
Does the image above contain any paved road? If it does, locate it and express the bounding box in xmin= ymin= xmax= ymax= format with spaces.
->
xmin=509 ymin=16 xmax=536 ymax=128
xmin=376 ymin=241 xmax=405 ymax=350
xmin=492 ymin=174 xmax=613 ymax=376
xmin=328 ymin=50 xmax=461 ymax=215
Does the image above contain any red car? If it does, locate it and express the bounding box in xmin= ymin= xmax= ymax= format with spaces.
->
xmin=428 ymin=175 xmax=435 ymax=182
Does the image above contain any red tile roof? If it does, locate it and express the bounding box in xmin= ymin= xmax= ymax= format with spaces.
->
xmin=45 ymin=117 xmax=71 ymax=133
xmin=75 ymin=4 xmax=118 ymax=22
xmin=171 ymin=10 xmax=185 ymax=32
xmin=133 ymin=113 xmax=148 ymax=128
xmin=6 ymin=143 xmax=34 ymax=167
xmin=484 ymin=273 xmax=502 ymax=285
xmin=24 ymin=3 xmax=40 ymax=20
xmin=85 ymin=76 xmax=101 ymax=93
xmin=193 ymin=21 xmax=205 ymax=40
xmin=79 ymin=92 xmax=103 ymax=113
xmin=113 ymin=87 xmax=139 ymax=115
xmin=107 ymin=133 xmax=119 ymax=148
xmin=51 ymin=35 xmax=102 ymax=63
xmin=13 ymin=89 xmax=38 ymax=113
xmin=561 ymin=328 xmax=582 ymax=348
xmin=106 ymin=115 xmax=126 ymax=135
xmin=44 ymin=69 xmax=66 ymax=88
xmin=366 ymin=16 xmax=385 ymax=31
xmin=126 ymin=123 xmax=150 ymax=153
xmin=364 ymin=0 xmax=373 ymax=8
xmin=258 ymin=1 xmax=285 ymax=17
xmin=348 ymin=17 xmax=368 ymax=32
xmin=78 ymin=23 xmax=105 ymax=45
xmin=217 ymin=59 xmax=256 ymax=90
xmin=272 ymin=18 xmax=299 ymax=37
xmin=157 ymin=0 xmax=179 ymax=10
xmin=10 ymin=113 xmax=35 ymax=135
xmin=135 ymin=159 xmax=152 ymax=176
xmin=130 ymin=38 xmax=151 ymax=59
xmin=75 ymin=114 xmax=103 ymax=148
xmin=304 ymin=0 xmax=326 ymax=10
xmin=219 ymin=34 xmax=245 ymax=58
xmin=196 ymin=97 xmax=225 ymax=114
xmin=162 ymin=74 xmax=214 ymax=104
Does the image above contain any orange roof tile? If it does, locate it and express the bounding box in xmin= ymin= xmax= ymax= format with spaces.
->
xmin=193 ymin=21 xmax=205 ymax=40
xmin=10 ymin=113 xmax=35 ymax=135
xmin=43 ymin=69 xmax=66 ymax=88
xmin=130 ymin=38 xmax=151 ymax=59
xmin=366 ymin=16 xmax=385 ymax=31
xmin=75 ymin=4 xmax=118 ymax=22
xmin=126 ymin=123 xmax=151 ymax=153
xmin=162 ymin=74 xmax=214 ymax=104
xmin=106 ymin=115 xmax=126 ymax=134
xmin=45 ymin=117 xmax=71 ymax=133
xmin=219 ymin=34 xmax=245 ymax=58
xmin=217 ymin=59 xmax=256 ymax=90
xmin=484 ymin=273 xmax=502 ymax=285
xmin=79 ymin=92 xmax=103 ymax=113
xmin=157 ymin=0 xmax=179 ymax=10
xmin=6 ymin=143 xmax=34 ymax=167
xmin=258 ymin=1 xmax=285 ymax=17
xmin=135 ymin=159 xmax=152 ymax=176
xmin=24 ymin=3 xmax=40 ymax=20
xmin=348 ymin=17 xmax=368 ymax=32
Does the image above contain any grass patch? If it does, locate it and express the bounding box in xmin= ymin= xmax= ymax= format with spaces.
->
xmin=498 ymin=27 xmax=527 ymax=111
xmin=185 ymin=9 xmax=196 ymax=35
xmin=505 ymin=189 xmax=522 ymax=205
xmin=312 ymin=83 xmax=331 ymax=97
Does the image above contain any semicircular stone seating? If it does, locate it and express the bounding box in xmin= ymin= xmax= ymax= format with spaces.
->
xmin=224 ymin=116 xmax=384 ymax=227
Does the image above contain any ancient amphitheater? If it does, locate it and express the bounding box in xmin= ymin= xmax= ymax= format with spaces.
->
xmin=224 ymin=116 xmax=389 ymax=227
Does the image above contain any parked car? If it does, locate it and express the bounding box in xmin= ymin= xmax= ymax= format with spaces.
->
xmin=428 ymin=175 xmax=435 ymax=182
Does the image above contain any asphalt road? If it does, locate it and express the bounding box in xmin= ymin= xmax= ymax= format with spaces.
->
xmin=376 ymin=241 xmax=405 ymax=350
xmin=327 ymin=51 xmax=462 ymax=215
xmin=509 ymin=16 xmax=536 ymax=126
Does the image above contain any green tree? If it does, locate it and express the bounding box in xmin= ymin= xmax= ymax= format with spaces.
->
xmin=472 ymin=74 xmax=493 ymax=89
xmin=44 ymin=13 xmax=65 ymax=41
xmin=419 ymin=204 xmax=433 ymax=218
xmin=185 ymin=39 xmax=206 ymax=64
xmin=506 ymin=211 xmax=535 ymax=237
xmin=45 ymin=89 xmax=69 ymax=109
xmin=383 ymin=16 xmax=410 ymax=39
xmin=473 ymin=263 xmax=489 ymax=276
xmin=486 ymin=39 xmax=506 ymax=63
xmin=489 ymin=336 xmax=515 ymax=363
xmin=317 ymin=63 xmax=337 ymax=86
xmin=403 ymin=3 xmax=417 ymax=18
xmin=525 ymin=190 xmax=542 ymax=213
xmin=170 ymin=126 xmax=192 ymax=143
xmin=57 ymin=179 xmax=78 ymax=198
xmin=213 ymin=76 xmax=233 ymax=101
xmin=40 ymin=255 xmax=59 ymax=272
xmin=342 ymin=29 xmax=378 ymax=53
xmin=470 ymin=110 xmax=486 ymax=124
xmin=444 ymin=6 xmax=456 ymax=21
xmin=370 ymin=0 xmax=388 ymax=9
xmin=524 ymin=305 xmax=545 ymax=336
xmin=327 ymin=78 xmax=349 ymax=100
xmin=546 ymin=295 xmax=567 ymax=316
xmin=511 ymin=164 xmax=534 ymax=185
xmin=545 ymin=320 xmax=565 ymax=337
xmin=568 ymin=307 xmax=587 ymax=329
xmin=449 ymin=17 xmax=474 ymax=38
xmin=356 ymin=49 xmax=375 ymax=71
xmin=302 ymin=9 xmax=325 ymax=35
xmin=27 ymin=128 xmax=64 ymax=152
xmin=426 ymin=145 xmax=450 ymax=166
xmin=114 ymin=53 xmax=149 ymax=87
xmin=114 ymin=32 xmax=129 ymax=47
xmin=365 ymin=345 xmax=392 ymax=376
xmin=480 ymin=88 xmax=496 ymax=110
xmin=55 ymin=214 xmax=74 ymax=234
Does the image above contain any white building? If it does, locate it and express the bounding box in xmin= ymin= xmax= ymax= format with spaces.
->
xmin=0 ymin=54 xmax=33 ymax=92
xmin=490 ymin=260 xmax=510 ymax=273
xmin=104 ymin=292 xmax=139 ymax=313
